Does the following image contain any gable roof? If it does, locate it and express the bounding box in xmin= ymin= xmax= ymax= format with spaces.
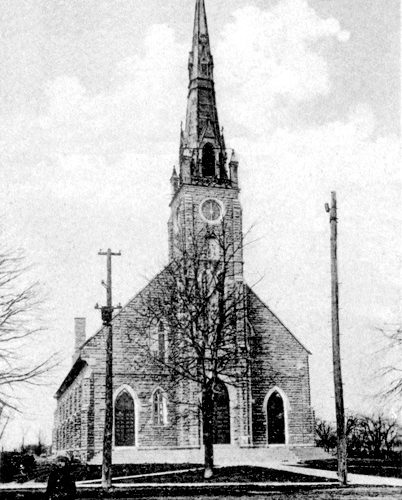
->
xmin=55 ymin=269 xmax=312 ymax=398
xmin=54 ymin=265 xmax=171 ymax=398
xmin=245 ymin=284 xmax=312 ymax=355
xmin=80 ymin=264 xmax=171 ymax=350
xmin=55 ymin=357 xmax=87 ymax=399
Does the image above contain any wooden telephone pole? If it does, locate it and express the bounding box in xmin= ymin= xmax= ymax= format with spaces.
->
xmin=96 ymin=249 xmax=121 ymax=491
xmin=325 ymin=192 xmax=347 ymax=485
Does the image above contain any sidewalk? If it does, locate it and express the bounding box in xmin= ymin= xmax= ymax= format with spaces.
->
xmin=1 ymin=463 xmax=402 ymax=492
xmin=274 ymin=464 xmax=402 ymax=487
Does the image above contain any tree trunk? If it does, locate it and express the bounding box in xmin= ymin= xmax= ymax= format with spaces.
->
xmin=202 ymin=390 xmax=214 ymax=479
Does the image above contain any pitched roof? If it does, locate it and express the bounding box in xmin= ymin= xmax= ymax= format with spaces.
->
xmin=245 ymin=284 xmax=312 ymax=355
xmin=54 ymin=357 xmax=87 ymax=399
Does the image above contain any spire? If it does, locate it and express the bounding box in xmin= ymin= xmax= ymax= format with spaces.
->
xmin=176 ymin=0 xmax=233 ymax=189
xmin=184 ymin=0 xmax=221 ymax=151
xmin=189 ymin=0 xmax=212 ymax=82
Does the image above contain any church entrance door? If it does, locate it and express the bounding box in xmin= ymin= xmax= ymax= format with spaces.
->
xmin=213 ymin=380 xmax=230 ymax=444
xmin=267 ymin=391 xmax=286 ymax=445
xmin=114 ymin=391 xmax=135 ymax=446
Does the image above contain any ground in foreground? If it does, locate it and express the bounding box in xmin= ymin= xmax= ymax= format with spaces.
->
xmin=300 ymin=459 xmax=402 ymax=479
xmin=111 ymin=465 xmax=334 ymax=483
xmin=2 ymin=486 xmax=402 ymax=500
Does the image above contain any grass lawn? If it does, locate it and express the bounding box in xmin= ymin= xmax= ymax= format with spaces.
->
xmin=8 ymin=463 xmax=335 ymax=484
xmin=244 ymin=489 xmax=402 ymax=500
xmin=2 ymin=488 xmax=402 ymax=500
xmin=299 ymin=459 xmax=402 ymax=478
xmin=112 ymin=465 xmax=334 ymax=483
xmin=4 ymin=463 xmax=202 ymax=483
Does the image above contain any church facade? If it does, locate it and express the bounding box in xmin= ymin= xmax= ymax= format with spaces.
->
xmin=53 ymin=0 xmax=315 ymax=462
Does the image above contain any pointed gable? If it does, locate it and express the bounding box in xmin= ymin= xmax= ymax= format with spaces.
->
xmin=246 ymin=285 xmax=311 ymax=355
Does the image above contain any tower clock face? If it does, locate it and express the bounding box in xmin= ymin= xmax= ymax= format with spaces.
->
xmin=200 ymin=199 xmax=224 ymax=224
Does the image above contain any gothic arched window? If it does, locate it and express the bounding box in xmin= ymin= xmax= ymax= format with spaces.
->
xmin=202 ymin=143 xmax=215 ymax=177
xmin=149 ymin=321 xmax=166 ymax=362
xmin=207 ymin=238 xmax=220 ymax=261
xmin=158 ymin=322 xmax=166 ymax=362
xmin=152 ymin=389 xmax=167 ymax=425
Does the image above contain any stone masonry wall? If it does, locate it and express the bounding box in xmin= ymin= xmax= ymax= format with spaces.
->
xmin=246 ymin=287 xmax=315 ymax=446
xmin=53 ymin=366 xmax=88 ymax=460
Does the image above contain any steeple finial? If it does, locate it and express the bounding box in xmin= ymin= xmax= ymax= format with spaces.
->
xmin=193 ymin=0 xmax=209 ymax=40
xmin=184 ymin=0 xmax=220 ymax=151
xmin=189 ymin=0 xmax=212 ymax=82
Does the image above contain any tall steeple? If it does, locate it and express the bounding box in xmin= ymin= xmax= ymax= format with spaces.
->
xmin=169 ymin=0 xmax=242 ymax=271
xmin=184 ymin=0 xmax=221 ymax=148
xmin=178 ymin=0 xmax=228 ymax=186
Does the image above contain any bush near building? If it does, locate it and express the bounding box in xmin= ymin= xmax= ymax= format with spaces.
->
xmin=315 ymin=413 xmax=402 ymax=460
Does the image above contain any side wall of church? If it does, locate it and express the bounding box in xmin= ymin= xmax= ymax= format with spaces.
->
xmin=53 ymin=366 xmax=94 ymax=461
xmin=55 ymin=268 xmax=314 ymax=459
xmin=247 ymin=288 xmax=315 ymax=446
xmin=80 ymin=271 xmax=200 ymax=455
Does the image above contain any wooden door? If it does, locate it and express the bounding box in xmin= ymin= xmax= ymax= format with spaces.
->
xmin=267 ymin=391 xmax=285 ymax=444
xmin=114 ymin=391 xmax=135 ymax=446
xmin=213 ymin=381 xmax=230 ymax=444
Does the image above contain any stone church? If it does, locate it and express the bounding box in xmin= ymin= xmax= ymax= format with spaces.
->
xmin=53 ymin=0 xmax=315 ymax=462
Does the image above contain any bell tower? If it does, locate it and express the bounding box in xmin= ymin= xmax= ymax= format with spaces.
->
xmin=168 ymin=0 xmax=243 ymax=282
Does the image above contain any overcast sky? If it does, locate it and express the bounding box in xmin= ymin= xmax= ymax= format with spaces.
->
xmin=0 ymin=0 xmax=399 ymax=449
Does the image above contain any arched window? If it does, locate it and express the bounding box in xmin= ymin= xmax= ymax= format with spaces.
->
xmin=207 ymin=238 xmax=220 ymax=261
xmin=202 ymin=143 xmax=215 ymax=177
xmin=149 ymin=321 xmax=166 ymax=361
xmin=115 ymin=390 xmax=135 ymax=446
xmin=158 ymin=322 xmax=166 ymax=362
xmin=152 ymin=389 xmax=167 ymax=425
xmin=267 ymin=390 xmax=286 ymax=445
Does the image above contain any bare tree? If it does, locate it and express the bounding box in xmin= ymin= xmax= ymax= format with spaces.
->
xmin=0 ymin=245 xmax=57 ymax=433
xmin=377 ymin=326 xmax=402 ymax=401
xmin=316 ymin=413 xmax=401 ymax=459
xmin=133 ymin=222 xmax=251 ymax=478
xmin=0 ymin=404 xmax=10 ymax=442
xmin=359 ymin=414 xmax=400 ymax=458
xmin=315 ymin=418 xmax=336 ymax=452
xmin=345 ymin=414 xmax=364 ymax=457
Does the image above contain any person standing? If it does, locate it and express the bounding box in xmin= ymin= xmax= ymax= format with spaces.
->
xmin=45 ymin=455 xmax=76 ymax=500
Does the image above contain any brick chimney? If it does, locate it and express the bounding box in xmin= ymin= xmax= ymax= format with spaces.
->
xmin=73 ymin=317 xmax=86 ymax=363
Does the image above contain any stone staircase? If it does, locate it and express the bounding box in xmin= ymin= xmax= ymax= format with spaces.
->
xmin=89 ymin=444 xmax=330 ymax=466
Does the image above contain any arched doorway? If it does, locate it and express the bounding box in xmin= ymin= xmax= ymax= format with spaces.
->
xmin=267 ymin=391 xmax=286 ymax=445
xmin=213 ymin=380 xmax=230 ymax=444
xmin=202 ymin=143 xmax=215 ymax=177
xmin=114 ymin=391 xmax=135 ymax=446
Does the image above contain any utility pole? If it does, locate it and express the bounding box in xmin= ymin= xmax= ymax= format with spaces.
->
xmin=96 ymin=249 xmax=121 ymax=491
xmin=325 ymin=192 xmax=347 ymax=485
